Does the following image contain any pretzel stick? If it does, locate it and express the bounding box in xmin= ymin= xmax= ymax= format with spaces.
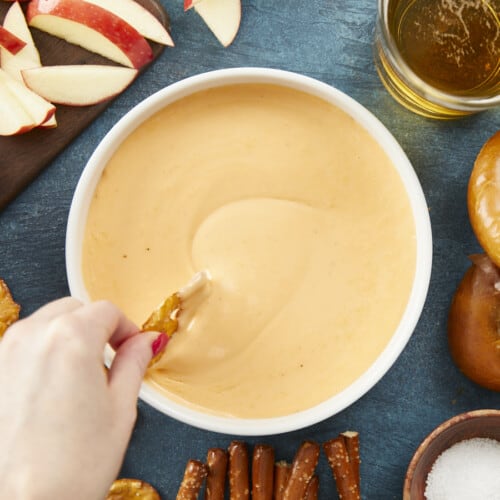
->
xmin=273 ymin=461 xmax=291 ymax=500
xmin=252 ymin=444 xmax=275 ymax=500
xmin=282 ymin=441 xmax=320 ymax=500
xmin=176 ymin=459 xmax=208 ymax=500
xmin=228 ymin=441 xmax=250 ymax=500
xmin=304 ymin=475 xmax=319 ymax=500
xmin=340 ymin=431 xmax=360 ymax=490
xmin=205 ymin=448 xmax=228 ymax=500
xmin=323 ymin=437 xmax=360 ymax=500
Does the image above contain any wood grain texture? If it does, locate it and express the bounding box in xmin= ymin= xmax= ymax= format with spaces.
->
xmin=0 ymin=0 xmax=168 ymax=209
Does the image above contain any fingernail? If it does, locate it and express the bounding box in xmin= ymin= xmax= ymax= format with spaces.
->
xmin=151 ymin=333 xmax=169 ymax=357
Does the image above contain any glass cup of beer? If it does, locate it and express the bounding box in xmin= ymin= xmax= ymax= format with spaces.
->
xmin=374 ymin=0 xmax=500 ymax=119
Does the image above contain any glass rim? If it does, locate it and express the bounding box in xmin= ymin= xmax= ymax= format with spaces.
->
xmin=376 ymin=0 xmax=500 ymax=111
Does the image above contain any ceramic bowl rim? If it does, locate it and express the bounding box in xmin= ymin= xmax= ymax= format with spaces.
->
xmin=66 ymin=67 xmax=433 ymax=436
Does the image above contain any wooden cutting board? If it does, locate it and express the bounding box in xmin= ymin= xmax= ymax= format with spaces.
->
xmin=0 ymin=0 xmax=169 ymax=210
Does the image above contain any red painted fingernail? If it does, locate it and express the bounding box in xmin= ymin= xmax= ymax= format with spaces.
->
xmin=151 ymin=333 xmax=169 ymax=357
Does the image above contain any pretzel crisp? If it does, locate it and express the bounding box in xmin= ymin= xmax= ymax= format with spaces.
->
xmin=141 ymin=292 xmax=180 ymax=365
xmin=142 ymin=271 xmax=210 ymax=365
xmin=205 ymin=448 xmax=228 ymax=500
xmin=251 ymin=444 xmax=275 ymax=500
xmin=176 ymin=459 xmax=208 ymax=500
xmin=0 ymin=278 xmax=20 ymax=338
xmin=142 ymin=292 xmax=181 ymax=337
xmin=228 ymin=441 xmax=250 ymax=500
xmin=106 ymin=478 xmax=161 ymax=500
xmin=282 ymin=441 xmax=320 ymax=500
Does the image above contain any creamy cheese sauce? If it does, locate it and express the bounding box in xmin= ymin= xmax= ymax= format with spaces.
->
xmin=82 ymin=84 xmax=416 ymax=418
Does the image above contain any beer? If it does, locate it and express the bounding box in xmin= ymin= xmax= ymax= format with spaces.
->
xmin=374 ymin=0 xmax=500 ymax=118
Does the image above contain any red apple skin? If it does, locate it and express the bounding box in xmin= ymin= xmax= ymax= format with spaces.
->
xmin=18 ymin=126 xmax=35 ymax=134
xmin=184 ymin=0 xmax=203 ymax=11
xmin=0 ymin=25 xmax=26 ymax=54
xmin=27 ymin=0 xmax=153 ymax=69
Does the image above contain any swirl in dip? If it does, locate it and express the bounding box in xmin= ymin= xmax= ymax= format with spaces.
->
xmin=82 ymin=84 xmax=416 ymax=418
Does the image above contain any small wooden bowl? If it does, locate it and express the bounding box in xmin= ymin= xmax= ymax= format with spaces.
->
xmin=403 ymin=409 xmax=500 ymax=499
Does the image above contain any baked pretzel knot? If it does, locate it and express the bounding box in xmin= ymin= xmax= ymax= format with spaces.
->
xmin=106 ymin=478 xmax=161 ymax=499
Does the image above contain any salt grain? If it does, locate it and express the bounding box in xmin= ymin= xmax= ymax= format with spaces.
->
xmin=424 ymin=437 xmax=500 ymax=500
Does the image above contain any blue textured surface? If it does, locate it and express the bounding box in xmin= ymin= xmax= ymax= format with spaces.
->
xmin=0 ymin=1 xmax=499 ymax=498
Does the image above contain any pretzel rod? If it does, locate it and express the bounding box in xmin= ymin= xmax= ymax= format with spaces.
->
xmin=205 ymin=448 xmax=228 ymax=500
xmin=323 ymin=437 xmax=360 ymax=500
xmin=228 ymin=441 xmax=250 ymax=500
xmin=176 ymin=459 xmax=208 ymax=500
xmin=340 ymin=431 xmax=360 ymax=490
xmin=282 ymin=441 xmax=320 ymax=500
xmin=252 ymin=444 xmax=275 ymax=500
xmin=273 ymin=461 xmax=291 ymax=500
xmin=304 ymin=475 xmax=319 ymax=500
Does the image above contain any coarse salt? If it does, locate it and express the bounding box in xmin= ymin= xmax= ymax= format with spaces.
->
xmin=424 ymin=437 xmax=500 ymax=500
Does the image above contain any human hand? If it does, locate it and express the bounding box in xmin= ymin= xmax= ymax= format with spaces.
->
xmin=0 ymin=298 xmax=167 ymax=500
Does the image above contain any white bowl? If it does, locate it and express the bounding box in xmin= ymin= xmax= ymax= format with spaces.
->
xmin=66 ymin=68 xmax=432 ymax=436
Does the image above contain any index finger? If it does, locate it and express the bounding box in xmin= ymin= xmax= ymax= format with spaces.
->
xmin=27 ymin=297 xmax=83 ymax=321
xmin=70 ymin=300 xmax=140 ymax=351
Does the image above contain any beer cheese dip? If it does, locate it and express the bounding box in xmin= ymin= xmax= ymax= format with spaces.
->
xmin=82 ymin=84 xmax=416 ymax=418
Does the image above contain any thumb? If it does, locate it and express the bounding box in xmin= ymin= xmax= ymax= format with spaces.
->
xmin=108 ymin=331 xmax=169 ymax=418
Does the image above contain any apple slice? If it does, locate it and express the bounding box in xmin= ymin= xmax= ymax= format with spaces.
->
xmin=2 ymin=1 xmax=42 ymax=81
xmin=195 ymin=0 xmax=241 ymax=47
xmin=0 ymin=68 xmax=55 ymax=134
xmin=0 ymin=80 xmax=37 ymax=135
xmin=22 ymin=65 xmax=138 ymax=106
xmin=184 ymin=0 xmax=203 ymax=11
xmin=27 ymin=0 xmax=153 ymax=69
xmin=83 ymin=0 xmax=173 ymax=46
xmin=0 ymin=24 xmax=26 ymax=54
xmin=2 ymin=2 xmax=57 ymax=128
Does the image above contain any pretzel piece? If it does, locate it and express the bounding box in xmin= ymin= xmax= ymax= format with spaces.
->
xmin=142 ymin=271 xmax=210 ymax=365
xmin=252 ymin=444 xmax=275 ymax=500
xmin=340 ymin=431 xmax=360 ymax=490
xmin=106 ymin=478 xmax=160 ymax=499
xmin=205 ymin=448 xmax=228 ymax=500
xmin=176 ymin=459 xmax=208 ymax=500
xmin=273 ymin=461 xmax=291 ymax=500
xmin=0 ymin=278 xmax=20 ymax=337
xmin=282 ymin=441 xmax=320 ymax=500
xmin=323 ymin=437 xmax=360 ymax=500
xmin=228 ymin=441 xmax=249 ymax=500
xmin=304 ymin=475 xmax=319 ymax=500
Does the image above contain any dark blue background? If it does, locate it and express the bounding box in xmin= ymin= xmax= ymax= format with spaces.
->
xmin=0 ymin=1 xmax=499 ymax=498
